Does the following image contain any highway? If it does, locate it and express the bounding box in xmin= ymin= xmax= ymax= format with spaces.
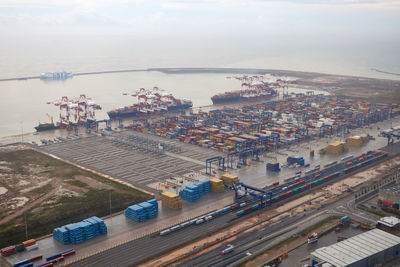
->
xmin=178 ymin=181 xmax=385 ymax=267
xmin=64 ymin=214 xmax=236 ymax=267
xmin=179 ymin=210 xmax=331 ymax=267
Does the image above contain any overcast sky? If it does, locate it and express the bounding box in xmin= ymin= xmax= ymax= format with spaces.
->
xmin=0 ymin=0 xmax=399 ymax=38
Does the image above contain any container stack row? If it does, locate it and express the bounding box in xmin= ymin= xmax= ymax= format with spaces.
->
xmin=161 ymin=192 xmax=182 ymax=210
xmin=129 ymin=94 xmax=396 ymax=153
xmin=125 ymin=199 xmax=159 ymax=222
xmin=53 ymin=216 xmax=107 ymax=245
xmin=1 ymin=239 xmax=38 ymax=258
xmin=210 ymin=178 xmax=225 ymax=193
xmin=179 ymin=180 xmax=211 ymax=202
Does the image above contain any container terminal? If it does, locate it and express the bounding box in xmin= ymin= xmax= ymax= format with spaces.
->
xmin=1 ymin=86 xmax=400 ymax=267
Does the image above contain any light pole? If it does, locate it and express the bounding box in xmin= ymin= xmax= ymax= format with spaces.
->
xmin=24 ymin=210 xmax=28 ymax=240
xmin=20 ymin=121 xmax=24 ymax=143
xmin=109 ymin=188 xmax=112 ymax=218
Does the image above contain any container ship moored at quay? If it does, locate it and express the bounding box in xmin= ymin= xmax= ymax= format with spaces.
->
xmin=107 ymin=87 xmax=193 ymax=119
xmin=211 ymin=78 xmax=279 ymax=104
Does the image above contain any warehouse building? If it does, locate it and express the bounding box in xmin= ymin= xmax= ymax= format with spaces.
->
xmin=354 ymin=167 xmax=400 ymax=203
xmin=377 ymin=216 xmax=400 ymax=233
xmin=310 ymin=228 xmax=400 ymax=267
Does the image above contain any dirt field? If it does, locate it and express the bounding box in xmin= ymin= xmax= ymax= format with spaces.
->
xmin=0 ymin=145 xmax=151 ymax=248
xmin=296 ymin=74 xmax=400 ymax=104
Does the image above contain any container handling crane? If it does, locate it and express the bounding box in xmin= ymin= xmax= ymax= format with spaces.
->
xmin=47 ymin=95 xmax=101 ymax=130
xmin=380 ymin=125 xmax=400 ymax=145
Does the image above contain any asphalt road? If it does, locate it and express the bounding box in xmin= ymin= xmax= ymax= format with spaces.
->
xmin=180 ymin=180 xmax=386 ymax=267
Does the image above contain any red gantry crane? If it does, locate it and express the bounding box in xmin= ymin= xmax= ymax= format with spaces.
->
xmin=47 ymin=95 xmax=101 ymax=129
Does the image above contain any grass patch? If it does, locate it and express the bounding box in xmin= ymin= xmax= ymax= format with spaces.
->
xmin=275 ymin=236 xmax=297 ymax=249
xmin=0 ymin=149 xmax=152 ymax=248
xmin=29 ymin=184 xmax=53 ymax=196
xmin=273 ymin=216 xmax=338 ymax=250
xmin=0 ymin=189 xmax=150 ymax=248
xmin=66 ymin=180 xmax=88 ymax=188
xmin=298 ymin=216 xmax=338 ymax=237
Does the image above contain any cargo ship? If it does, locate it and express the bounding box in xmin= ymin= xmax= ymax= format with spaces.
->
xmin=211 ymin=80 xmax=278 ymax=104
xmin=34 ymin=122 xmax=60 ymax=131
xmin=211 ymin=88 xmax=278 ymax=104
xmin=107 ymin=87 xmax=193 ymax=119
xmin=40 ymin=71 xmax=73 ymax=80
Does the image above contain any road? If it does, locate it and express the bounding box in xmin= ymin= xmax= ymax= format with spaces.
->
xmin=178 ymin=182 xmax=382 ymax=267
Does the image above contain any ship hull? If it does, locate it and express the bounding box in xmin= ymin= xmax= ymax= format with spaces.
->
xmin=107 ymin=103 xmax=192 ymax=119
xmin=211 ymin=94 xmax=275 ymax=104
xmin=34 ymin=124 xmax=60 ymax=132
xmin=211 ymin=96 xmax=241 ymax=104
xmin=107 ymin=110 xmax=138 ymax=119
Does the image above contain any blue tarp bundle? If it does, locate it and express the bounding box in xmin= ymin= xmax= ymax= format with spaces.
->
xmin=179 ymin=180 xmax=211 ymax=202
xmin=125 ymin=199 xmax=158 ymax=222
xmin=53 ymin=216 xmax=107 ymax=245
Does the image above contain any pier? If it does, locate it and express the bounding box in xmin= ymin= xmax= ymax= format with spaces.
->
xmin=0 ymin=69 xmax=148 ymax=82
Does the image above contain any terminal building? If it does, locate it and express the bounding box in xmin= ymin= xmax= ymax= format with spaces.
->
xmin=310 ymin=228 xmax=400 ymax=267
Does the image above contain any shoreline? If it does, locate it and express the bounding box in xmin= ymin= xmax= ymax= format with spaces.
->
xmin=1 ymin=67 xmax=400 ymax=83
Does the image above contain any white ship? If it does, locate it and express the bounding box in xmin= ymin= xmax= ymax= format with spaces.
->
xmin=40 ymin=71 xmax=73 ymax=80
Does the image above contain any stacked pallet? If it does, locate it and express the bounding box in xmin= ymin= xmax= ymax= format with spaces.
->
xmin=221 ymin=173 xmax=240 ymax=184
xmin=83 ymin=216 xmax=107 ymax=239
xmin=210 ymin=178 xmax=225 ymax=193
xmin=125 ymin=199 xmax=159 ymax=222
xmin=179 ymin=180 xmax=211 ymax=202
xmin=53 ymin=227 xmax=70 ymax=245
xmin=125 ymin=205 xmax=147 ymax=222
xmin=66 ymin=223 xmax=85 ymax=244
xmin=326 ymin=141 xmax=348 ymax=155
xmin=53 ymin=216 xmax=107 ymax=245
xmin=161 ymin=192 xmax=182 ymax=210
xmin=347 ymin=136 xmax=363 ymax=147
xmin=360 ymin=134 xmax=369 ymax=143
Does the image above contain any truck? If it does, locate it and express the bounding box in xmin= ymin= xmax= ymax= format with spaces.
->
xmin=221 ymin=244 xmax=235 ymax=255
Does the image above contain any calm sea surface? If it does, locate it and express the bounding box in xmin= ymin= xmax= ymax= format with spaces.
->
xmin=0 ymin=34 xmax=399 ymax=137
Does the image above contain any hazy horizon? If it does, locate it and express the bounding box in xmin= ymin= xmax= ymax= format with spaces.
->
xmin=0 ymin=0 xmax=399 ymax=79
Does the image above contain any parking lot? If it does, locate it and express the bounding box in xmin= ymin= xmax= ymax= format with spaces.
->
xmin=40 ymin=130 xmax=223 ymax=191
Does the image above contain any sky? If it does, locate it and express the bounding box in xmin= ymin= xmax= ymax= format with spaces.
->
xmin=0 ymin=0 xmax=399 ymax=38
xmin=0 ymin=0 xmax=399 ymax=77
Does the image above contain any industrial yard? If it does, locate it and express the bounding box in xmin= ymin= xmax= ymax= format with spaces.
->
xmin=1 ymin=80 xmax=400 ymax=267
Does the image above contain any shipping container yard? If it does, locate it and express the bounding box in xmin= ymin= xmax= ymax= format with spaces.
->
xmin=128 ymin=94 xmax=398 ymax=154
xmin=1 ymin=89 xmax=400 ymax=267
